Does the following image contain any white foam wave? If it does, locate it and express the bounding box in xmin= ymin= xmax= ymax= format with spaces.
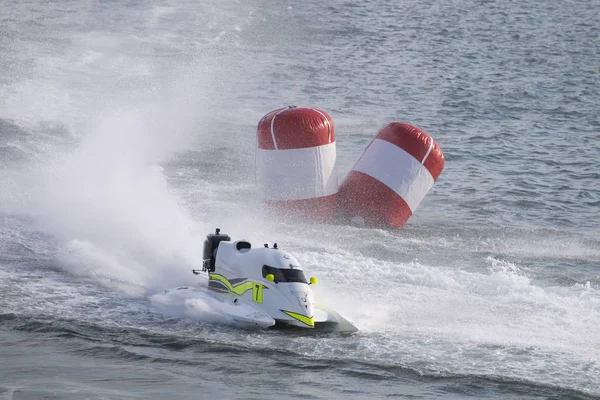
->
xmin=150 ymin=287 xmax=235 ymax=326
xmin=298 ymin=248 xmax=600 ymax=356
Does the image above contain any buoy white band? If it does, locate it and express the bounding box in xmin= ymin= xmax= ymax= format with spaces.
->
xmin=257 ymin=142 xmax=338 ymax=201
xmin=352 ymin=139 xmax=434 ymax=211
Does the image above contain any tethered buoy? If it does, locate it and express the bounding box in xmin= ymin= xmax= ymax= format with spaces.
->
xmin=256 ymin=106 xmax=338 ymax=222
xmin=337 ymin=122 xmax=444 ymax=228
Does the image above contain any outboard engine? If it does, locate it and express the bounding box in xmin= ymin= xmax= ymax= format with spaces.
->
xmin=202 ymin=228 xmax=231 ymax=272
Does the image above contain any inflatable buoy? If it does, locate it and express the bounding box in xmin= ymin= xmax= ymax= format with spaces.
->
xmin=338 ymin=122 xmax=444 ymax=228
xmin=256 ymin=106 xmax=338 ymax=222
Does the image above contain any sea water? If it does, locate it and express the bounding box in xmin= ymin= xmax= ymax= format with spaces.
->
xmin=0 ymin=1 xmax=598 ymax=398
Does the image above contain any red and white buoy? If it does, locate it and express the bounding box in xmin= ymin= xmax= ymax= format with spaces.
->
xmin=338 ymin=122 xmax=444 ymax=228
xmin=256 ymin=106 xmax=338 ymax=222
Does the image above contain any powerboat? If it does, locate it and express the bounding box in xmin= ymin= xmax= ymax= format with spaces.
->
xmin=178 ymin=228 xmax=358 ymax=333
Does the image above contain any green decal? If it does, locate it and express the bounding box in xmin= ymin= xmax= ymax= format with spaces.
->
xmin=210 ymin=274 xmax=265 ymax=304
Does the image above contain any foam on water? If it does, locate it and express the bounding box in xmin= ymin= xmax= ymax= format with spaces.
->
xmin=150 ymin=287 xmax=241 ymax=327
xmin=0 ymin=0 xmax=262 ymax=297
xmin=263 ymin=231 xmax=599 ymax=392
xmin=0 ymin=101 xmax=209 ymax=294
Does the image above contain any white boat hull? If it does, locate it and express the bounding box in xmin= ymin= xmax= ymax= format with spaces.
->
xmin=207 ymin=290 xmax=276 ymax=329
xmin=163 ymin=287 xmax=357 ymax=333
xmin=314 ymin=304 xmax=359 ymax=333
xmin=173 ymin=229 xmax=360 ymax=334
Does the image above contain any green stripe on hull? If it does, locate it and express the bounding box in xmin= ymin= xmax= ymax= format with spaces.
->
xmin=281 ymin=310 xmax=314 ymax=327
xmin=209 ymin=273 xmax=265 ymax=304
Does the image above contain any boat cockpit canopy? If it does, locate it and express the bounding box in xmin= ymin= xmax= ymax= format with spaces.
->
xmin=262 ymin=265 xmax=307 ymax=284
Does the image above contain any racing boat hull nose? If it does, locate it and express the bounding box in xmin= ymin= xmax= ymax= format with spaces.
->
xmin=280 ymin=310 xmax=315 ymax=328
xmin=274 ymin=282 xmax=315 ymax=328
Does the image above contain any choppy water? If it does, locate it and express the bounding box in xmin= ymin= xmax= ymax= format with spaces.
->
xmin=1 ymin=0 xmax=599 ymax=399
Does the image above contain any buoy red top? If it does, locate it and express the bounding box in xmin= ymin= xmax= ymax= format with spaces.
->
xmin=376 ymin=122 xmax=444 ymax=180
xmin=257 ymin=107 xmax=334 ymax=150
